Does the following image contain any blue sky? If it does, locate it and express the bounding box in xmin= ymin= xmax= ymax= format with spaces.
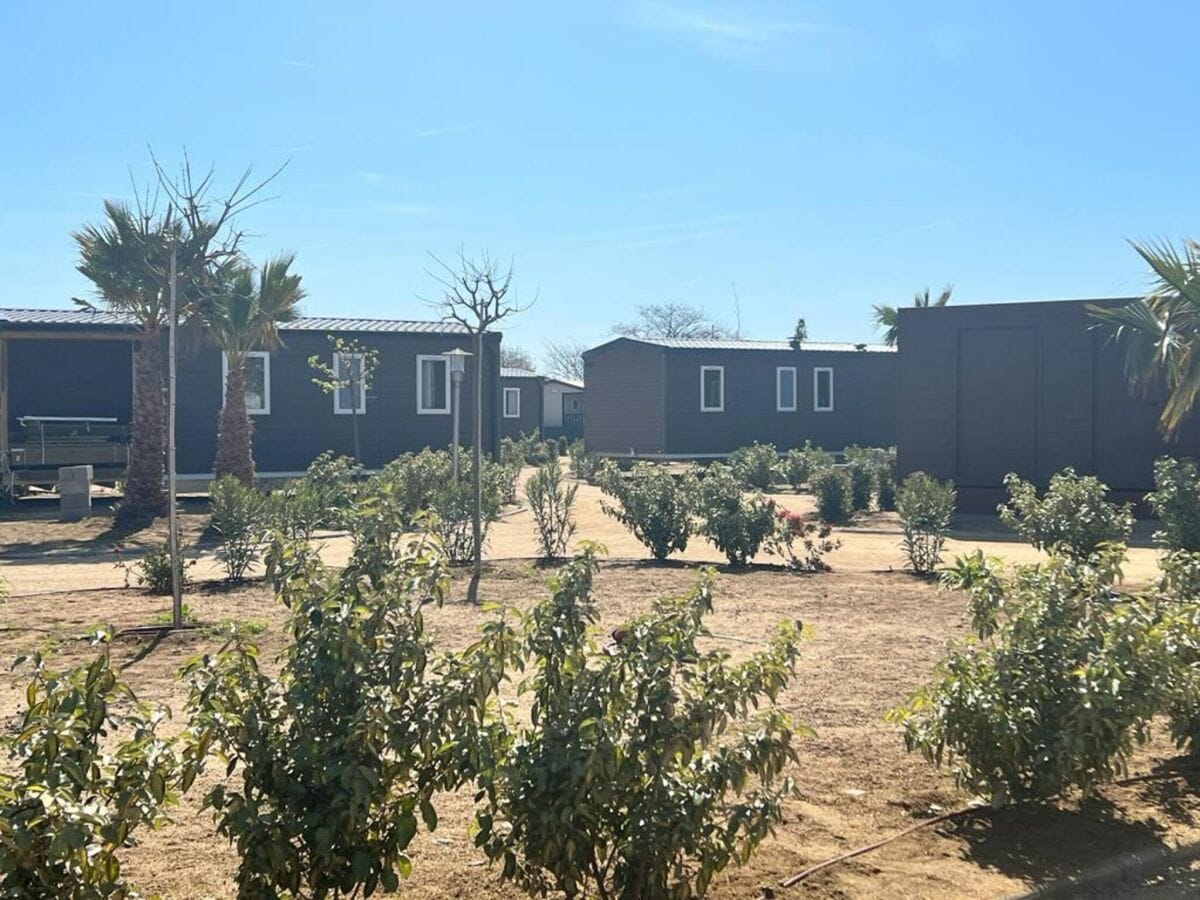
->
xmin=2 ymin=2 xmax=1197 ymax=364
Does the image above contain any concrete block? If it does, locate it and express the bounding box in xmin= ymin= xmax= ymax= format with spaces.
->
xmin=59 ymin=466 xmax=93 ymax=520
xmin=58 ymin=465 xmax=93 ymax=483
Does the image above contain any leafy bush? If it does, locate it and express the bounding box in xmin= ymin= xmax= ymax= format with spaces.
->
xmin=600 ymin=463 xmax=696 ymax=560
xmin=525 ymin=461 xmax=578 ymax=559
xmin=299 ymin=451 xmax=362 ymax=530
xmin=266 ymin=477 xmax=327 ymax=541
xmin=1 ymin=635 xmax=199 ymax=896
xmin=208 ymin=475 xmax=268 ymax=582
xmin=889 ymin=546 xmax=1170 ymax=806
xmin=567 ymin=439 xmax=601 ymax=482
xmin=780 ymin=442 xmax=834 ymax=492
xmin=372 ymin=448 xmax=453 ymax=522
xmin=848 ymin=461 xmax=874 ymax=511
xmin=1147 ymin=457 xmax=1200 ymax=552
xmin=998 ymin=468 xmax=1134 ymax=560
xmin=694 ymin=466 xmax=777 ymax=567
xmin=186 ymin=532 xmax=517 ymax=898
xmin=429 ymin=463 xmax=502 ymax=565
xmin=728 ymin=442 xmax=778 ymax=490
xmin=876 ymin=465 xmax=897 ymax=511
xmin=767 ymin=508 xmax=840 ymax=572
xmin=502 ymin=430 xmax=557 ymax=467
xmin=811 ymin=467 xmax=853 ymax=523
xmin=118 ymin=540 xmax=193 ymax=594
xmin=474 ymin=549 xmax=806 ymax=899
xmin=897 ymin=472 xmax=955 ymax=574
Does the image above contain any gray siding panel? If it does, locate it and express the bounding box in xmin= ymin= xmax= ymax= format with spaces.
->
xmin=582 ymin=343 xmax=665 ymax=454
xmin=662 ymin=349 xmax=897 ymax=454
xmin=499 ymin=376 xmax=543 ymax=439
xmin=898 ymin=298 xmax=1200 ymax=510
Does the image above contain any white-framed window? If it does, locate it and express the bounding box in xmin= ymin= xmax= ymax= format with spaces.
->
xmin=333 ymin=352 xmax=366 ymax=415
xmin=813 ymin=367 xmax=834 ymax=412
xmin=700 ymin=365 xmax=724 ymax=412
xmin=503 ymin=386 xmax=521 ymax=418
xmin=417 ymin=354 xmax=451 ymax=415
xmin=222 ymin=351 xmax=270 ymax=415
xmin=776 ymin=366 xmax=797 ymax=412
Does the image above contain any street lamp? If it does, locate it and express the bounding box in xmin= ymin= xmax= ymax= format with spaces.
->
xmin=444 ymin=347 xmax=472 ymax=481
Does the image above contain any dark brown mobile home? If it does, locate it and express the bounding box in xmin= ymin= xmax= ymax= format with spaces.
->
xmin=896 ymin=298 xmax=1200 ymax=512
xmin=583 ymin=336 xmax=897 ymax=456
xmin=0 ymin=308 xmax=502 ymax=486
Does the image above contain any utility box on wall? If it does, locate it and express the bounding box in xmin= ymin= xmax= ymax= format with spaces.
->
xmin=58 ymin=464 xmax=93 ymax=520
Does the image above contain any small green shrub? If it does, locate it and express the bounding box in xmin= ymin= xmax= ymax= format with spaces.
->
xmin=811 ymin=467 xmax=853 ymax=523
xmin=567 ymin=440 xmax=601 ymax=482
xmin=372 ymin=448 xmax=453 ymax=522
xmin=998 ymin=468 xmax=1133 ymax=560
xmin=889 ymin=546 xmax=1170 ymax=806
xmin=473 ymin=549 xmax=805 ymax=899
xmin=525 ymin=462 xmax=578 ymax=559
xmin=502 ymin=430 xmax=557 ymax=467
xmin=1147 ymin=457 xmax=1200 ymax=552
xmin=767 ymin=508 xmax=840 ymax=572
xmin=300 ymin=451 xmax=362 ymax=530
xmin=600 ymin=463 xmax=696 ymax=560
xmin=780 ymin=442 xmax=834 ymax=491
xmin=728 ymin=442 xmax=778 ymax=490
xmin=876 ymin=466 xmax=897 ymax=511
xmin=1 ymin=635 xmax=200 ymax=897
xmin=848 ymin=461 xmax=874 ymax=511
xmin=119 ymin=541 xmax=192 ymax=594
xmin=897 ymin=472 xmax=955 ymax=574
xmin=186 ymin=533 xmax=517 ymax=898
xmin=694 ymin=466 xmax=777 ymax=566
xmin=429 ymin=463 xmax=502 ymax=564
xmin=208 ymin=475 xmax=268 ymax=582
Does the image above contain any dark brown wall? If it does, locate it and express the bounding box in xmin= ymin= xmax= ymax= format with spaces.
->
xmin=499 ymin=376 xmax=543 ymax=439
xmin=662 ymin=348 xmax=897 ymax=454
xmin=7 ymin=338 xmax=133 ymax=421
xmin=897 ymin=299 xmax=1200 ymax=511
xmin=582 ymin=341 xmax=666 ymax=454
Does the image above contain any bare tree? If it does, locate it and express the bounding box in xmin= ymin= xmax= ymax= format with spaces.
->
xmin=501 ymin=344 xmax=536 ymax=371
xmin=428 ymin=250 xmax=533 ymax=582
xmin=612 ymin=302 xmax=734 ymax=340
xmin=543 ymin=338 xmax=587 ymax=383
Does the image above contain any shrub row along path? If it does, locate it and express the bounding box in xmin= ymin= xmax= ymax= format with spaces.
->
xmin=0 ymin=468 xmax=1166 ymax=595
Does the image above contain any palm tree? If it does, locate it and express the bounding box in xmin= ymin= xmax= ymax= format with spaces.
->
xmin=873 ymin=285 xmax=953 ymax=347
xmin=74 ymin=202 xmax=187 ymax=522
xmin=1091 ymin=239 xmax=1200 ymax=438
xmin=205 ymin=255 xmax=305 ymax=483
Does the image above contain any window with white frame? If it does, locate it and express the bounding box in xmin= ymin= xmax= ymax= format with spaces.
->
xmin=776 ymin=366 xmax=797 ymax=412
xmin=417 ymin=354 xmax=450 ymax=414
xmin=700 ymin=366 xmax=724 ymax=412
xmin=503 ymin=386 xmax=521 ymax=418
xmin=222 ymin=351 xmax=270 ymax=415
xmin=333 ymin=352 xmax=366 ymax=415
xmin=813 ymin=367 xmax=834 ymax=412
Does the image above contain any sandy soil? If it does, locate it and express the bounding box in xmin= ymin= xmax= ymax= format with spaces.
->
xmin=0 ymin=471 xmax=1166 ymax=594
xmin=2 ymin=557 xmax=1199 ymax=897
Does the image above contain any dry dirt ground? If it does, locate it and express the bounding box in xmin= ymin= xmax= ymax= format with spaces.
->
xmin=0 ymin=474 xmax=1194 ymax=898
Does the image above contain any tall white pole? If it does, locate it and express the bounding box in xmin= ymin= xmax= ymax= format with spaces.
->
xmin=167 ymin=242 xmax=182 ymax=629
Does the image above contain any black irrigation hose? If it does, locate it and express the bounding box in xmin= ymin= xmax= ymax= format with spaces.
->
xmin=779 ymin=767 xmax=1200 ymax=891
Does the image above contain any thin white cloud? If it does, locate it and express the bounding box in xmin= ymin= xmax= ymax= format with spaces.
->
xmin=626 ymin=2 xmax=825 ymax=59
xmin=413 ymin=123 xmax=481 ymax=139
xmin=280 ymin=59 xmax=316 ymax=69
xmin=560 ymin=211 xmax=763 ymax=246
xmin=359 ymin=171 xmax=385 ymax=183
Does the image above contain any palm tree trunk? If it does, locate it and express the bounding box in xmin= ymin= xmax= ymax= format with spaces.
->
xmin=120 ymin=331 xmax=167 ymax=523
xmin=214 ymin=361 xmax=255 ymax=485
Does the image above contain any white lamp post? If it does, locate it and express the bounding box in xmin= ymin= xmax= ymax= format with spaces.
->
xmin=444 ymin=347 xmax=472 ymax=481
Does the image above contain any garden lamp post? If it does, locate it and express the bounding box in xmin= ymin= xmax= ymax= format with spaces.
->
xmin=445 ymin=347 xmax=472 ymax=481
